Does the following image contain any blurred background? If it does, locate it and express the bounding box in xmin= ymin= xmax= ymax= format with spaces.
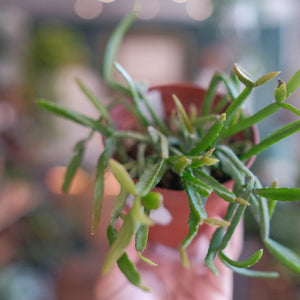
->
xmin=0 ymin=0 xmax=299 ymax=299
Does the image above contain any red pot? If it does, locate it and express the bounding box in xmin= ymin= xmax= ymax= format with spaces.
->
xmin=110 ymin=83 xmax=259 ymax=247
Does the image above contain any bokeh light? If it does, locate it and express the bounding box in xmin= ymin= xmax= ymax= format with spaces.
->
xmin=45 ymin=166 xmax=91 ymax=195
xmin=186 ymin=0 xmax=213 ymax=21
xmin=74 ymin=0 xmax=103 ymax=20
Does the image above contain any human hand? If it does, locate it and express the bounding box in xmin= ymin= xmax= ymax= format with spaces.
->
xmin=95 ymin=213 xmax=242 ymax=300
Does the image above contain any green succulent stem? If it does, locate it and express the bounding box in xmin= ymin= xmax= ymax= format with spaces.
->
xmin=223 ymin=86 xmax=252 ymax=127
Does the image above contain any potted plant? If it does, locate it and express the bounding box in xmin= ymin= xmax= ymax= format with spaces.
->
xmin=37 ymin=13 xmax=300 ymax=291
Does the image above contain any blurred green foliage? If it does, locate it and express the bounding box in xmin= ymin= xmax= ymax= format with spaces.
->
xmin=24 ymin=24 xmax=89 ymax=101
xmin=28 ymin=24 xmax=87 ymax=72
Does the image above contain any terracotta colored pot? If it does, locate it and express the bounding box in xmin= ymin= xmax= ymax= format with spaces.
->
xmin=110 ymin=83 xmax=259 ymax=247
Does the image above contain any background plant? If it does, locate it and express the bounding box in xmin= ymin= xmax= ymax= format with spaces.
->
xmin=37 ymin=13 xmax=300 ymax=290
